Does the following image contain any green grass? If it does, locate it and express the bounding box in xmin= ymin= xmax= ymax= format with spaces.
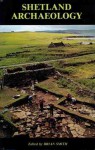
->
xmin=0 ymin=32 xmax=72 ymax=56
xmin=0 ymin=31 xmax=95 ymax=104
xmin=77 ymin=78 xmax=95 ymax=91
xmin=0 ymin=112 xmax=16 ymax=128
xmin=0 ymin=87 xmax=26 ymax=108
xmin=0 ymin=32 xmax=95 ymax=66
xmin=36 ymin=77 xmax=70 ymax=96
xmin=36 ymin=77 xmax=95 ymax=104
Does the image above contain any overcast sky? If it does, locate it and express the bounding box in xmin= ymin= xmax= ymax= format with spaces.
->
xmin=0 ymin=25 xmax=95 ymax=32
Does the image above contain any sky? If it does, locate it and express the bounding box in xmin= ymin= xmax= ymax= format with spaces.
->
xmin=0 ymin=25 xmax=95 ymax=32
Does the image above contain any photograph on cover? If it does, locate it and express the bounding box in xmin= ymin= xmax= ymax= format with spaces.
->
xmin=0 ymin=25 xmax=95 ymax=138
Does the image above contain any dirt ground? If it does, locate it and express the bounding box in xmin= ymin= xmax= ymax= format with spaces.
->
xmin=35 ymin=90 xmax=59 ymax=104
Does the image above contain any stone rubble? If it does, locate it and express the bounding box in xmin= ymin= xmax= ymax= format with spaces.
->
xmin=11 ymin=89 xmax=95 ymax=138
xmin=11 ymin=101 xmax=95 ymax=138
xmin=62 ymin=101 xmax=95 ymax=119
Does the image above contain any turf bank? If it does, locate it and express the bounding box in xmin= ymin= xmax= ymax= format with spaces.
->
xmin=11 ymin=12 xmax=82 ymax=20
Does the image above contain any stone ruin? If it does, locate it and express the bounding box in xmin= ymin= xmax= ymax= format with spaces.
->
xmin=3 ymin=63 xmax=55 ymax=87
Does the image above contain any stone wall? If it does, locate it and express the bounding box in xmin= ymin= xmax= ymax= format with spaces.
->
xmin=7 ymin=67 xmax=23 ymax=73
xmin=4 ymin=66 xmax=55 ymax=87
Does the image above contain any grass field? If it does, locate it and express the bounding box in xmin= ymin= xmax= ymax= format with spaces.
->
xmin=0 ymin=31 xmax=95 ymax=104
xmin=0 ymin=87 xmax=26 ymax=108
xmin=36 ymin=77 xmax=95 ymax=104
xmin=0 ymin=32 xmax=95 ymax=66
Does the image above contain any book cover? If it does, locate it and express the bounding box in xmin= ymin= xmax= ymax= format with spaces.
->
xmin=0 ymin=0 xmax=95 ymax=149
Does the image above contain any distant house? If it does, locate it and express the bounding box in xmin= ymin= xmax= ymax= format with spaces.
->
xmin=48 ymin=42 xmax=65 ymax=48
